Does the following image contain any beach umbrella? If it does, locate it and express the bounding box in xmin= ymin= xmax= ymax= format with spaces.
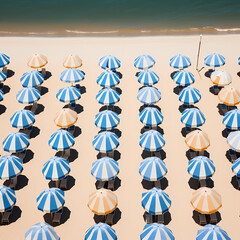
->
xmin=3 ymin=132 xmax=29 ymax=153
xmin=137 ymin=87 xmax=161 ymax=105
xmin=181 ymin=108 xmax=206 ymax=128
xmin=27 ymin=54 xmax=48 ymax=69
xmin=239 ymin=57 xmax=240 ymax=65
xmin=88 ymin=189 xmax=118 ymax=215
xmin=232 ymin=158 xmax=240 ymax=177
xmin=142 ymin=188 xmax=171 ymax=215
xmin=204 ymin=53 xmax=225 ymax=68
xmin=134 ymin=55 xmax=155 ymax=70
xmin=139 ymin=157 xmax=167 ymax=181
xmin=25 ymin=222 xmax=60 ymax=240
xmin=179 ymin=86 xmax=201 ymax=105
xmin=91 ymin=157 xmax=119 ymax=181
xmin=63 ymin=54 xmax=82 ymax=68
xmin=227 ymin=131 xmax=240 ymax=152
xmin=191 ymin=187 xmax=222 ymax=214
xmin=16 ymin=87 xmax=40 ymax=104
xmin=60 ymin=68 xmax=85 ymax=83
xmin=10 ymin=109 xmax=35 ymax=129
xmin=218 ymin=87 xmax=240 ymax=106
xmin=85 ymin=222 xmax=117 ymax=240
xmin=223 ymin=109 xmax=240 ymax=130
xmin=99 ymin=55 xmax=121 ymax=70
xmin=54 ymin=108 xmax=78 ymax=128
xmin=140 ymin=223 xmax=175 ymax=240
xmin=96 ymin=88 xmax=120 ymax=106
xmin=97 ymin=70 xmax=120 ymax=88
xmin=185 ymin=130 xmax=210 ymax=151
xmin=92 ymin=131 xmax=119 ymax=153
xmin=0 ymin=71 xmax=7 ymax=82
xmin=173 ymin=70 xmax=195 ymax=86
xmin=20 ymin=70 xmax=44 ymax=88
xmin=196 ymin=224 xmax=231 ymax=240
xmin=95 ymin=110 xmax=120 ymax=130
xmin=170 ymin=54 xmax=191 ymax=69
xmin=0 ymin=90 xmax=4 ymax=102
xmin=56 ymin=86 xmax=81 ymax=104
xmin=49 ymin=129 xmax=74 ymax=151
xmin=138 ymin=70 xmax=159 ymax=86
xmin=139 ymin=107 xmax=163 ymax=127
xmin=210 ymin=70 xmax=232 ymax=86
xmin=42 ymin=157 xmax=70 ymax=181
xmin=0 ymin=186 xmax=16 ymax=212
xmin=0 ymin=53 xmax=10 ymax=68
xmin=140 ymin=130 xmax=165 ymax=152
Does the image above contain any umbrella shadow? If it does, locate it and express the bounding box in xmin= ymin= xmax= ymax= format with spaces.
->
xmin=56 ymin=149 xmax=78 ymax=163
xmin=113 ymin=70 xmax=122 ymax=79
xmin=188 ymin=177 xmax=214 ymax=190
xmin=173 ymin=85 xmax=184 ymax=95
xmin=185 ymin=149 xmax=210 ymax=160
xmin=143 ymin=211 xmax=172 ymax=225
xmin=95 ymin=177 xmax=121 ymax=191
xmin=170 ymin=71 xmax=178 ymax=79
xmin=139 ymin=104 xmax=161 ymax=113
xmin=43 ymin=71 xmax=52 ymax=80
xmin=99 ymin=105 xmax=122 ymax=115
xmin=25 ymin=103 xmax=44 ymax=115
xmin=6 ymin=69 xmax=15 ymax=78
xmin=109 ymin=128 xmax=122 ymax=138
xmin=113 ymin=87 xmax=122 ymax=95
xmin=222 ymin=128 xmax=234 ymax=138
xmin=39 ymin=86 xmax=48 ymax=96
xmin=71 ymin=126 xmax=82 ymax=138
xmin=22 ymin=149 xmax=34 ymax=164
xmin=0 ymin=104 xmax=6 ymax=115
xmin=141 ymin=177 xmax=168 ymax=190
xmin=231 ymin=175 xmax=240 ymax=190
xmin=205 ymin=69 xmax=214 ymax=78
xmin=3 ymin=175 xmax=29 ymax=190
xmin=237 ymin=72 xmax=240 ymax=77
xmin=75 ymin=84 xmax=86 ymax=94
xmin=1 ymin=84 xmax=10 ymax=94
xmin=141 ymin=150 xmax=166 ymax=160
xmin=181 ymin=127 xmax=200 ymax=137
xmin=93 ymin=208 xmax=121 ymax=226
xmin=29 ymin=126 xmax=40 ymax=139
xmin=48 ymin=175 xmax=76 ymax=191
xmin=96 ymin=150 xmax=121 ymax=161
xmin=192 ymin=210 xmax=221 ymax=226
xmin=225 ymin=149 xmax=238 ymax=163
xmin=63 ymin=104 xmax=84 ymax=114
xmin=217 ymin=104 xmax=237 ymax=116
xmin=0 ymin=206 xmax=22 ymax=225
xmin=140 ymin=126 xmax=164 ymax=135
xmin=209 ymin=86 xmax=222 ymax=95
xmin=135 ymin=71 xmax=140 ymax=77
xmin=178 ymin=104 xmax=196 ymax=113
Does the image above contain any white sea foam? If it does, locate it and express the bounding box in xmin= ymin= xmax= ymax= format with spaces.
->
xmin=65 ymin=29 xmax=119 ymax=34
xmin=215 ymin=28 xmax=240 ymax=32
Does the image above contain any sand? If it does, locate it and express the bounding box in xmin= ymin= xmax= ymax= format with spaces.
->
xmin=0 ymin=34 xmax=239 ymax=239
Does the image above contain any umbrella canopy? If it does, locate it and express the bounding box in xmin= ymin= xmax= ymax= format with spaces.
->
xmin=210 ymin=70 xmax=232 ymax=86
xmin=49 ymin=129 xmax=75 ymax=151
xmin=191 ymin=187 xmax=222 ymax=214
xmin=97 ymin=70 xmax=120 ymax=88
xmin=27 ymin=54 xmax=48 ymax=69
xmin=204 ymin=53 xmax=225 ymax=67
xmin=138 ymin=70 xmax=159 ymax=86
xmin=54 ymin=108 xmax=78 ymax=128
xmin=139 ymin=107 xmax=163 ymax=127
xmin=232 ymin=158 xmax=240 ymax=178
xmin=92 ymin=131 xmax=119 ymax=153
xmin=0 ymin=155 xmax=23 ymax=180
xmin=99 ymin=55 xmax=121 ymax=70
xmin=142 ymin=187 xmax=171 ymax=215
xmin=56 ymin=86 xmax=81 ymax=104
xmin=223 ymin=109 xmax=240 ymax=130
xmin=95 ymin=110 xmax=120 ymax=130
xmin=137 ymin=86 xmax=161 ymax=105
xmin=63 ymin=54 xmax=82 ymax=68
xmin=0 ymin=186 xmax=16 ymax=212
xmin=96 ymin=88 xmax=120 ymax=106
xmin=181 ymin=108 xmax=205 ymax=128
xmin=20 ymin=70 xmax=44 ymax=88
xmin=3 ymin=132 xmax=29 ymax=153
xmin=16 ymin=87 xmax=40 ymax=104
xmin=0 ymin=53 xmax=10 ymax=68
xmin=25 ymin=222 xmax=60 ymax=240
xmin=179 ymin=86 xmax=201 ymax=105
xmin=218 ymin=87 xmax=240 ymax=106
xmin=88 ymin=189 xmax=118 ymax=215
xmin=170 ymin=54 xmax=191 ymax=69
xmin=140 ymin=130 xmax=165 ymax=152
xmin=185 ymin=130 xmax=210 ymax=151
xmin=134 ymin=55 xmax=155 ymax=70
xmin=10 ymin=109 xmax=35 ymax=129
xmin=0 ymin=71 xmax=7 ymax=82
xmin=91 ymin=157 xmax=119 ymax=181
xmin=37 ymin=188 xmax=65 ymax=213
xmin=60 ymin=68 xmax=85 ymax=83
xmin=0 ymin=90 xmax=4 ymax=102
xmin=139 ymin=157 xmax=167 ymax=181
xmin=173 ymin=70 xmax=195 ymax=86
xmin=140 ymin=223 xmax=175 ymax=240
xmin=227 ymin=131 xmax=240 ymax=152
xmin=42 ymin=157 xmax=70 ymax=181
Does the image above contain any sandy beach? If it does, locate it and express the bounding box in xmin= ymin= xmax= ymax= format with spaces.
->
xmin=0 ymin=34 xmax=239 ymax=239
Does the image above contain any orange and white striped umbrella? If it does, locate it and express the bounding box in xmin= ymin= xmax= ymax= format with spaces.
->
xmin=191 ymin=187 xmax=222 ymax=214
xmin=210 ymin=70 xmax=232 ymax=86
xmin=218 ymin=87 xmax=240 ymax=106
xmin=87 ymin=189 xmax=118 ymax=215
xmin=27 ymin=54 xmax=48 ymax=68
xmin=185 ymin=130 xmax=210 ymax=151
xmin=54 ymin=108 xmax=78 ymax=128
xmin=63 ymin=54 xmax=82 ymax=68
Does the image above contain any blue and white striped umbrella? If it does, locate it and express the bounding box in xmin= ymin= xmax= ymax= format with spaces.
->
xmin=49 ymin=129 xmax=74 ymax=151
xmin=179 ymin=86 xmax=201 ymax=105
xmin=204 ymin=53 xmax=225 ymax=67
xmin=16 ymin=87 xmax=40 ymax=104
xmin=139 ymin=107 xmax=163 ymax=127
xmin=3 ymin=132 xmax=29 ymax=153
xmin=10 ymin=109 xmax=35 ymax=129
xmin=95 ymin=110 xmax=120 ymax=130
xmin=140 ymin=223 xmax=175 ymax=240
xmin=37 ymin=188 xmax=65 ymax=213
xmin=227 ymin=131 xmax=240 ymax=152
xmin=0 ymin=186 xmax=16 ymax=212
xmin=0 ymin=71 xmax=7 ymax=82
xmin=139 ymin=157 xmax=167 ymax=181
xmin=0 ymin=90 xmax=4 ymax=102
xmin=170 ymin=54 xmax=191 ymax=69
xmin=99 ymin=55 xmax=121 ymax=70
xmin=181 ymin=108 xmax=206 ymax=128
xmin=92 ymin=131 xmax=119 ymax=153
xmin=25 ymin=222 xmax=60 ymax=240
xmin=173 ymin=70 xmax=195 ymax=86
xmin=197 ymin=224 xmax=231 ymax=240
xmin=42 ymin=157 xmax=70 ymax=181
xmin=140 ymin=130 xmax=165 ymax=152
xmin=134 ymin=55 xmax=155 ymax=70
xmin=97 ymin=70 xmax=120 ymax=88
xmin=0 ymin=53 xmax=10 ymax=68
xmin=20 ymin=70 xmax=44 ymax=88
xmin=137 ymin=87 xmax=161 ymax=105
xmin=60 ymin=68 xmax=85 ymax=83
xmin=142 ymin=187 xmax=171 ymax=215
xmin=96 ymin=88 xmax=120 ymax=106
xmin=188 ymin=156 xmax=215 ymax=180
xmin=223 ymin=109 xmax=240 ymax=130
xmin=91 ymin=157 xmax=119 ymax=181
xmin=85 ymin=222 xmax=117 ymax=240
xmin=0 ymin=155 xmax=23 ymax=180
xmin=56 ymin=86 xmax=81 ymax=103
xmin=138 ymin=70 xmax=159 ymax=86
xmin=238 ymin=57 xmax=240 ymax=65
xmin=232 ymin=158 xmax=240 ymax=178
